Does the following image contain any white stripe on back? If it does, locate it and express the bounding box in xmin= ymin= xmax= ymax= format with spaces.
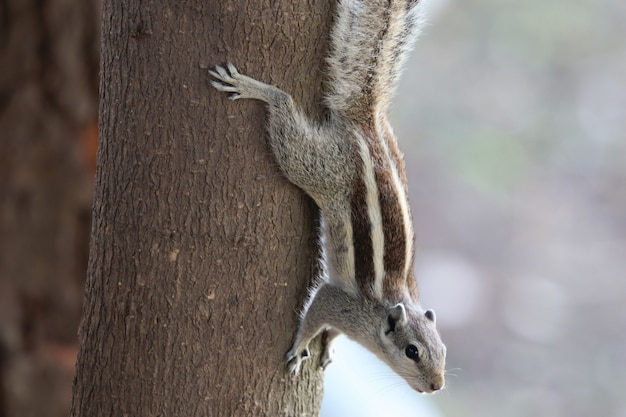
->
xmin=376 ymin=121 xmax=414 ymax=284
xmin=355 ymin=133 xmax=385 ymax=301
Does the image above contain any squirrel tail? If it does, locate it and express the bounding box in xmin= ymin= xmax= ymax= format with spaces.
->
xmin=324 ymin=0 xmax=425 ymax=122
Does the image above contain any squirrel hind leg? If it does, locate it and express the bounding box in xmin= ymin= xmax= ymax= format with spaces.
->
xmin=209 ymin=63 xmax=284 ymax=103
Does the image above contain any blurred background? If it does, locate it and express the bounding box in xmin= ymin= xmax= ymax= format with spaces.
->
xmin=1 ymin=0 xmax=624 ymax=416
xmin=0 ymin=0 xmax=99 ymax=416
xmin=323 ymin=0 xmax=626 ymax=416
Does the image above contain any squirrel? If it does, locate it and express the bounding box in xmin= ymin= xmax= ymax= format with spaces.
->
xmin=209 ymin=0 xmax=446 ymax=393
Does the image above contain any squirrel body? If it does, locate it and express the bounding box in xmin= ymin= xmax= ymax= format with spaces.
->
xmin=210 ymin=0 xmax=446 ymax=393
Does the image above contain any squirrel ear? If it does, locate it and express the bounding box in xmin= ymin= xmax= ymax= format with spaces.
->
xmin=388 ymin=303 xmax=408 ymax=329
xmin=425 ymin=309 xmax=436 ymax=323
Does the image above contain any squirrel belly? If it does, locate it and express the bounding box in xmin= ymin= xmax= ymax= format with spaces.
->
xmin=209 ymin=0 xmax=446 ymax=394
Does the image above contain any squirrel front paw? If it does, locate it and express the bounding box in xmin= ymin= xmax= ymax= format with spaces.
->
xmin=285 ymin=347 xmax=311 ymax=376
xmin=319 ymin=328 xmax=338 ymax=370
xmin=319 ymin=344 xmax=335 ymax=371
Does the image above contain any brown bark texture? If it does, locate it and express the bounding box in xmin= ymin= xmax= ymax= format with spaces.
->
xmin=0 ymin=0 xmax=100 ymax=416
xmin=70 ymin=1 xmax=332 ymax=416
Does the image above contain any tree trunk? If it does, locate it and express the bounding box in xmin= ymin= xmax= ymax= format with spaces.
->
xmin=70 ymin=1 xmax=332 ymax=416
xmin=0 ymin=0 xmax=99 ymax=416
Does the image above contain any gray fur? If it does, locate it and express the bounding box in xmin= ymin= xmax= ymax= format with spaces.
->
xmin=209 ymin=0 xmax=446 ymax=394
xmin=325 ymin=0 xmax=425 ymax=119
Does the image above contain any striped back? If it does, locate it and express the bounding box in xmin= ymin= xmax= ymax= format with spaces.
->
xmin=349 ymin=118 xmax=416 ymax=302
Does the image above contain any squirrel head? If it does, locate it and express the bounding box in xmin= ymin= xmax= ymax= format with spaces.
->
xmin=377 ymin=302 xmax=446 ymax=393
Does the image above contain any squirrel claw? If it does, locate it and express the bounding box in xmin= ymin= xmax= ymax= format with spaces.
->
xmin=286 ymin=347 xmax=310 ymax=375
xmin=286 ymin=356 xmax=302 ymax=376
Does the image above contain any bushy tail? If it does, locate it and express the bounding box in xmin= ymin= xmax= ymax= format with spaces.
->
xmin=324 ymin=0 xmax=425 ymax=123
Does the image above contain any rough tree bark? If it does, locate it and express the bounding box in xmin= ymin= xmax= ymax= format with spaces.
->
xmin=0 ymin=1 xmax=99 ymax=416
xmin=70 ymin=1 xmax=332 ymax=416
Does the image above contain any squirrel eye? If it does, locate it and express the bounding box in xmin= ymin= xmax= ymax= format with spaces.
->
xmin=405 ymin=344 xmax=420 ymax=362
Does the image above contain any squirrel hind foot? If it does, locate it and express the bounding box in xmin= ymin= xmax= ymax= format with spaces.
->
xmin=209 ymin=63 xmax=282 ymax=103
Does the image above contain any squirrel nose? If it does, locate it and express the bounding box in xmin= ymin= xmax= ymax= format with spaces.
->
xmin=429 ymin=377 xmax=444 ymax=392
